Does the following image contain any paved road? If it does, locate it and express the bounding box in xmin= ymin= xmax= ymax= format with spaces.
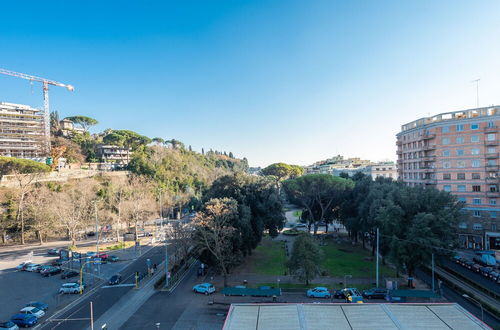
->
xmin=442 ymin=260 xmax=500 ymax=296
xmin=415 ymin=269 xmax=499 ymax=328
xmin=37 ymin=244 xmax=169 ymax=330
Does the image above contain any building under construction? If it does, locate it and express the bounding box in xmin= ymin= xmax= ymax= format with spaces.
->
xmin=0 ymin=102 xmax=46 ymax=159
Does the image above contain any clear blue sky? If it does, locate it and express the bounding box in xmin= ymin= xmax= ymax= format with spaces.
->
xmin=1 ymin=1 xmax=499 ymax=167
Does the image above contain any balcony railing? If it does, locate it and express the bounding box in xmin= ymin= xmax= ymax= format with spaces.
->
xmin=423 ymin=133 xmax=436 ymax=140
xmin=486 ymin=191 xmax=499 ymax=197
xmin=485 ymin=140 xmax=499 ymax=146
xmin=485 ymin=165 xmax=500 ymax=172
xmin=484 ymin=126 xmax=498 ymax=133
xmin=485 ymin=176 xmax=499 ymax=183
xmin=396 ymin=140 xmax=402 ymax=146
xmin=485 ymin=152 xmax=499 ymax=159
xmin=423 ymin=144 xmax=436 ymax=151
xmin=422 ymin=155 xmax=436 ymax=162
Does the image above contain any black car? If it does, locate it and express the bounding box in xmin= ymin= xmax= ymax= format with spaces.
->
xmin=480 ymin=267 xmax=492 ymax=277
xmin=108 ymin=275 xmax=121 ymax=285
xmin=42 ymin=267 xmax=62 ymax=277
xmin=61 ymin=270 xmax=79 ymax=279
xmin=334 ymin=289 xmax=347 ymax=299
xmin=47 ymin=248 xmax=60 ymax=256
xmin=362 ymin=288 xmax=388 ymax=299
xmin=52 ymin=260 xmax=63 ymax=267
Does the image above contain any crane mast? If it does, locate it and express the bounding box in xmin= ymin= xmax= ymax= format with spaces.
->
xmin=0 ymin=68 xmax=74 ymax=155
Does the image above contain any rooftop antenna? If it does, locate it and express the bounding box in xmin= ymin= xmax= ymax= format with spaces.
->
xmin=472 ymin=78 xmax=480 ymax=108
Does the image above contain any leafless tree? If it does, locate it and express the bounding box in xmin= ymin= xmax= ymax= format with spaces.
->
xmin=193 ymin=198 xmax=239 ymax=287
xmin=24 ymin=185 xmax=57 ymax=244
xmin=165 ymin=222 xmax=194 ymax=262
xmin=122 ymin=176 xmax=156 ymax=240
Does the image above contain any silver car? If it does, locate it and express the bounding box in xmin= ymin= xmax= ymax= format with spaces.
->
xmin=59 ymin=283 xmax=83 ymax=294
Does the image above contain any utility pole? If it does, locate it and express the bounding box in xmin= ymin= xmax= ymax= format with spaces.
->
xmin=376 ymin=228 xmax=379 ymax=288
xmin=159 ymin=189 xmax=163 ymax=228
xmin=431 ymin=253 xmax=435 ymax=292
xmin=472 ymin=78 xmax=480 ymax=108
xmin=90 ymin=301 xmax=94 ymax=330
xmin=95 ymin=202 xmax=99 ymax=256
xmin=165 ymin=239 xmax=169 ymax=289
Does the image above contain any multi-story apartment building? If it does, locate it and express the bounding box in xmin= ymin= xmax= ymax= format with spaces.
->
xmin=0 ymin=102 xmax=46 ymax=159
xmin=396 ymin=106 xmax=499 ymax=250
xmin=95 ymin=144 xmax=131 ymax=167
xmin=371 ymin=162 xmax=398 ymax=180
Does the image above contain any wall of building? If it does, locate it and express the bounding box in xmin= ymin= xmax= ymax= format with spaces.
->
xmin=396 ymin=106 xmax=499 ymax=250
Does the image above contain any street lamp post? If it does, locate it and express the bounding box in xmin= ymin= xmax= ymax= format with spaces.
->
xmin=344 ymin=274 xmax=352 ymax=289
xmin=462 ymin=294 xmax=484 ymax=322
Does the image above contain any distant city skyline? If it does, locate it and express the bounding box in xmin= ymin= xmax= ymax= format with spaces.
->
xmin=1 ymin=1 xmax=499 ymax=167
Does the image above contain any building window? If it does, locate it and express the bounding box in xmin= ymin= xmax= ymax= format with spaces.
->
xmin=456 ymin=149 xmax=465 ymax=156
xmin=442 ymin=150 xmax=450 ymax=157
xmin=457 ymin=185 xmax=466 ymax=192
xmin=472 ymin=185 xmax=481 ymax=192
xmin=487 ymin=121 xmax=494 ymax=128
xmin=491 ymin=211 xmax=497 ymax=219
xmin=490 ymin=199 xmax=497 ymax=205
xmin=472 ymin=160 xmax=481 ymax=167
xmin=457 ymin=160 xmax=466 ymax=168
xmin=487 ymin=147 xmax=496 ymax=154
xmin=443 ymin=173 xmax=451 ymax=180
xmin=490 ymin=185 xmax=499 ymax=192
xmin=442 ymin=137 xmax=450 ymax=145
xmin=459 ymin=222 xmax=467 ymax=229
xmin=456 ymin=137 xmax=464 ymax=144
xmin=471 ymin=135 xmax=480 ymax=143
xmin=487 ymin=133 xmax=496 ymax=141
xmin=473 ymin=222 xmax=482 ymax=229
xmin=471 ymin=123 xmax=479 ymax=130
xmin=442 ymin=126 xmax=449 ymax=133
xmin=472 ymin=173 xmax=480 ymax=180
xmin=443 ymin=185 xmax=451 ymax=192
xmin=471 ymin=148 xmax=480 ymax=155
xmin=473 ymin=211 xmax=481 ymax=218
xmin=443 ymin=161 xmax=451 ymax=169
xmin=457 ymin=173 xmax=465 ymax=180
xmin=493 ymin=224 xmax=497 ymax=231
xmin=456 ymin=124 xmax=464 ymax=132
xmin=487 ymin=159 xmax=497 ymax=166
xmin=473 ymin=198 xmax=481 ymax=205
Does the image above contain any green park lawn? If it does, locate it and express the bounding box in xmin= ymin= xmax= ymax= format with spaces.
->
xmin=320 ymin=239 xmax=395 ymax=278
xmin=235 ymin=237 xmax=287 ymax=275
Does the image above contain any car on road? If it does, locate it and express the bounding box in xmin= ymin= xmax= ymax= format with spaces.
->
xmin=334 ymin=288 xmax=362 ymax=300
xmin=0 ymin=321 xmax=19 ymax=330
xmin=10 ymin=314 xmax=37 ymax=328
xmin=362 ymin=288 xmax=388 ymax=299
xmin=86 ymin=251 xmax=97 ymax=258
xmin=51 ymin=260 xmax=64 ymax=267
xmin=15 ymin=262 xmax=31 ymax=271
xmin=471 ymin=263 xmax=481 ymax=273
xmin=307 ymin=287 xmax=331 ymax=298
xmin=41 ymin=266 xmax=62 ymax=277
xmin=61 ymin=270 xmax=79 ymax=279
xmin=47 ymin=248 xmax=60 ymax=255
xmin=19 ymin=307 xmax=44 ymax=319
xmin=193 ymin=283 xmax=215 ymax=295
xmin=25 ymin=302 xmax=48 ymax=312
xmin=25 ymin=264 xmax=42 ymax=272
xmin=109 ymin=255 xmax=119 ymax=262
xmin=293 ymin=223 xmax=307 ymax=228
xmin=489 ymin=271 xmax=499 ymax=282
xmin=108 ymin=275 xmax=122 ymax=285
xmin=97 ymin=252 xmax=109 ymax=260
xmin=59 ymin=282 xmax=83 ymax=294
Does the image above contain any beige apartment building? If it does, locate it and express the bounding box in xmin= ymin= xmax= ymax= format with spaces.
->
xmin=396 ymin=106 xmax=499 ymax=250
xmin=0 ymin=102 xmax=46 ymax=159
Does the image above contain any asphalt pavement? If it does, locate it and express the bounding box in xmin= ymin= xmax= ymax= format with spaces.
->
xmin=442 ymin=260 xmax=500 ymax=296
xmin=36 ymin=244 xmax=169 ymax=330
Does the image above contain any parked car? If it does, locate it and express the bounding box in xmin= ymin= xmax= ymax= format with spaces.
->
xmin=334 ymin=288 xmax=362 ymax=301
xmin=25 ymin=264 xmax=42 ymax=272
xmin=488 ymin=271 xmax=499 ymax=281
xmin=19 ymin=307 xmax=44 ymax=319
xmin=97 ymin=252 xmax=109 ymax=260
xmin=42 ymin=267 xmax=61 ymax=277
xmin=108 ymin=275 xmax=121 ymax=285
xmin=471 ymin=263 xmax=481 ymax=273
xmin=0 ymin=321 xmax=19 ymax=330
xmin=92 ymin=257 xmax=107 ymax=265
xmin=362 ymin=288 xmax=388 ymax=299
xmin=193 ymin=283 xmax=215 ymax=295
xmin=463 ymin=260 xmax=474 ymax=270
xmin=293 ymin=224 xmax=307 ymax=228
xmin=61 ymin=270 xmax=79 ymax=279
xmin=307 ymin=287 xmax=331 ymax=298
xmin=15 ymin=262 xmax=31 ymax=271
xmin=24 ymin=302 xmax=48 ymax=312
xmin=10 ymin=314 xmax=37 ymax=328
xmin=109 ymin=255 xmax=119 ymax=262
xmin=86 ymin=251 xmax=97 ymax=258
xmin=480 ymin=267 xmax=492 ymax=277
xmin=47 ymin=248 xmax=60 ymax=256
xmin=452 ymin=255 xmax=462 ymax=264
xmin=51 ymin=260 xmax=63 ymax=267
xmin=59 ymin=283 xmax=83 ymax=294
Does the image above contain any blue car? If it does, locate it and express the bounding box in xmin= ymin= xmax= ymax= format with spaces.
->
xmin=10 ymin=314 xmax=37 ymax=327
xmin=193 ymin=283 xmax=215 ymax=295
xmin=307 ymin=287 xmax=331 ymax=298
xmin=25 ymin=302 xmax=48 ymax=312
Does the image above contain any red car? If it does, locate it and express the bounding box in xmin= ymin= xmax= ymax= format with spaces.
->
xmin=97 ymin=252 xmax=109 ymax=260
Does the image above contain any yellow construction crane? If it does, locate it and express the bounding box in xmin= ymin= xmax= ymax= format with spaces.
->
xmin=0 ymin=68 xmax=75 ymax=154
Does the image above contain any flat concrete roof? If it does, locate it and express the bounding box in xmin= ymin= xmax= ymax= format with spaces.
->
xmin=222 ymin=303 xmax=490 ymax=330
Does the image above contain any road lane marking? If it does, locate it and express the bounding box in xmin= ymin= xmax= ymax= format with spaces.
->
xmin=102 ymin=284 xmax=135 ymax=288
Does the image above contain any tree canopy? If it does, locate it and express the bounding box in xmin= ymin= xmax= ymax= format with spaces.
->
xmin=0 ymin=157 xmax=51 ymax=178
xmin=289 ymin=232 xmax=322 ymax=285
xmin=261 ymin=162 xmax=304 ymax=181
xmin=65 ymin=116 xmax=98 ymax=132
xmin=103 ymin=129 xmax=151 ymax=150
